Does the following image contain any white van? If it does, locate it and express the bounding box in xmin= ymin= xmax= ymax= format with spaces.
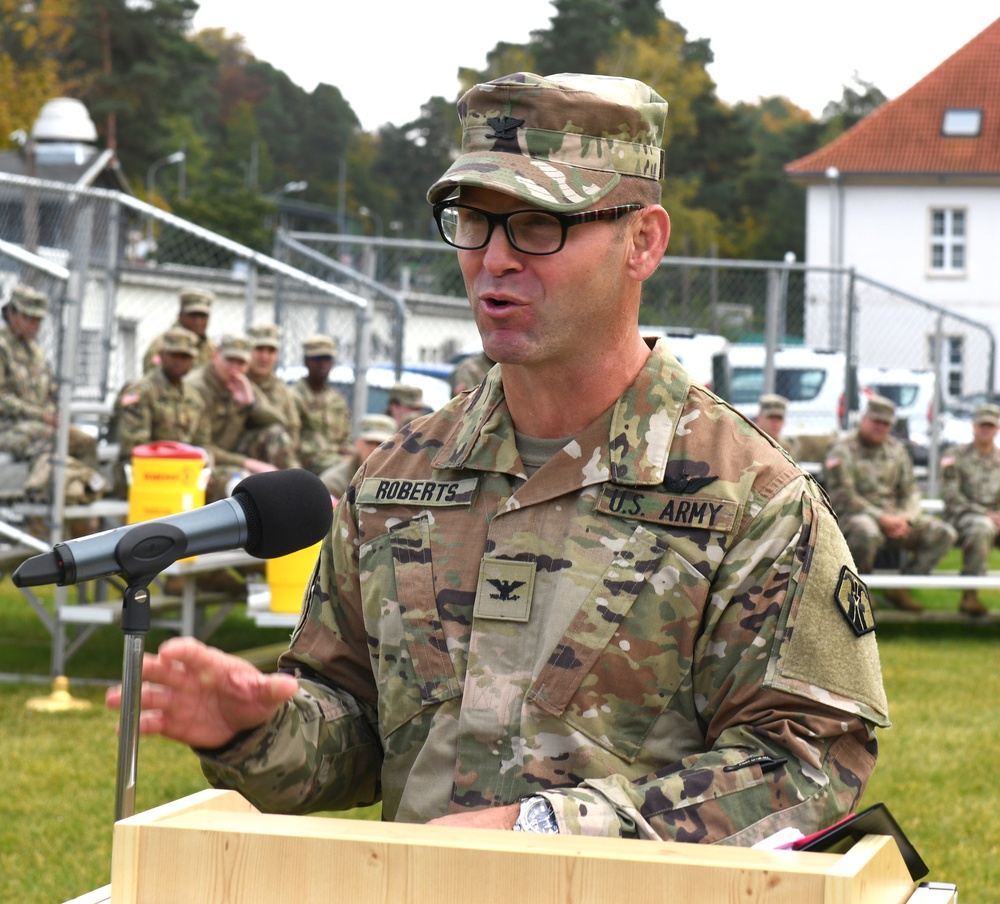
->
xmin=641 ymin=327 xmax=731 ymax=395
xmin=727 ymin=345 xmax=855 ymax=437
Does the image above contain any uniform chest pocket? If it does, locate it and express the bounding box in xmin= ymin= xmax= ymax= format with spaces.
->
xmin=526 ymin=524 xmax=706 ymax=763
xmin=359 ymin=516 xmax=462 ymax=737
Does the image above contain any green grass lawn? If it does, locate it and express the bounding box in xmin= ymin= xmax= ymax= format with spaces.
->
xmin=2 ymin=559 xmax=999 ymax=903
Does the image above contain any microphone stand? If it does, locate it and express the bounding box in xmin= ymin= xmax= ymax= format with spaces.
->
xmin=112 ymin=522 xmax=188 ymax=822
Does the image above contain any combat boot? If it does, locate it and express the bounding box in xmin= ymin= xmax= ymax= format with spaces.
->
xmin=883 ymin=588 xmax=923 ymax=612
xmin=959 ymin=589 xmax=987 ymax=616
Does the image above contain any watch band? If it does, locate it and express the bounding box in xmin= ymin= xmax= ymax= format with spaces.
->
xmin=513 ymin=795 xmax=559 ymax=833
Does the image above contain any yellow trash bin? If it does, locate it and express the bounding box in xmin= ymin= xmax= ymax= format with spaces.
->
xmin=266 ymin=541 xmax=322 ymax=613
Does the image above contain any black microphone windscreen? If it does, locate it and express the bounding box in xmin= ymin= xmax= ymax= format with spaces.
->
xmin=231 ymin=469 xmax=333 ymax=558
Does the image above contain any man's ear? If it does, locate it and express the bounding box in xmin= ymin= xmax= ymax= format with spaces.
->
xmin=626 ymin=206 xmax=670 ymax=282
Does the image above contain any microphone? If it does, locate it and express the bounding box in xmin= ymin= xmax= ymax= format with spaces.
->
xmin=12 ymin=469 xmax=333 ymax=588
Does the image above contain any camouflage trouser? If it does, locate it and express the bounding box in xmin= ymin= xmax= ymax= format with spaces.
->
xmin=205 ymin=425 xmax=302 ymax=502
xmin=0 ymin=421 xmax=98 ymax=469
xmin=840 ymin=512 xmax=957 ymax=574
xmin=951 ymin=512 xmax=999 ymax=576
xmin=237 ymin=425 xmax=301 ymax=471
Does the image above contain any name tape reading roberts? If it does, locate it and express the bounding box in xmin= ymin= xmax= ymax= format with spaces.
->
xmin=596 ymin=486 xmax=739 ymax=531
xmin=357 ymin=477 xmax=479 ymax=506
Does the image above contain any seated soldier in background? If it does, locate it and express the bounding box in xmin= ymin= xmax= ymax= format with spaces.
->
xmin=186 ymin=335 xmax=299 ymax=502
xmin=755 ymin=393 xmax=798 ymax=459
xmin=143 ymin=287 xmax=217 ymax=373
xmin=386 ymin=382 xmax=425 ymax=426
xmin=247 ymin=323 xmax=300 ymax=450
xmin=319 ymin=413 xmax=396 ymax=498
xmin=450 ymin=350 xmax=495 ymax=395
xmin=824 ymin=393 xmax=956 ymax=611
xmin=112 ymin=326 xmax=212 ymax=498
xmin=290 ymin=334 xmax=351 ymax=478
xmin=940 ymin=402 xmax=1000 ymax=616
xmin=0 ymin=284 xmax=105 ymax=508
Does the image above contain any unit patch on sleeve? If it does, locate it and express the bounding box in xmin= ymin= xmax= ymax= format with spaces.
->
xmin=356 ymin=477 xmax=478 ymax=506
xmin=835 ymin=566 xmax=876 ymax=636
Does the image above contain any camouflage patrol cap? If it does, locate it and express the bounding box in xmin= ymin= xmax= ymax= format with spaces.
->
xmin=8 ymin=284 xmax=48 ymax=318
xmin=427 ymin=72 xmax=669 ymax=213
xmin=303 ymin=334 xmax=336 ymax=358
xmin=758 ymin=394 xmax=788 ymax=418
xmin=160 ymin=326 xmax=199 ymax=357
xmin=179 ymin=287 xmax=214 ymax=314
xmin=217 ymin=334 xmax=251 ymax=362
xmin=358 ymin=414 xmax=397 ymax=444
xmin=864 ymin=394 xmax=896 ymax=424
xmin=248 ymin=322 xmax=281 ymax=349
xmin=973 ymin=403 xmax=1000 ymax=426
xmin=388 ymin=383 xmax=423 ymax=407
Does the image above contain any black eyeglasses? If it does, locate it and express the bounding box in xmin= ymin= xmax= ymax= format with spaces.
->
xmin=432 ymin=201 xmax=645 ymax=256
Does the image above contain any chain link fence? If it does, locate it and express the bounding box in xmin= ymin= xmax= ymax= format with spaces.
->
xmin=1 ymin=173 xmax=996 ymax=501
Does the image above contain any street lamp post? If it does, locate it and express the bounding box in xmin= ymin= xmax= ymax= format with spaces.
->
xmin=145 ymin=150 xmax=185 ymax=244
xmin=267 ymin=180 xmax=308 ymax=230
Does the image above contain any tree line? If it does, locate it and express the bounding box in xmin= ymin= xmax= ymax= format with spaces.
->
xmin=1 ymin=0 xmax=886 ymax=265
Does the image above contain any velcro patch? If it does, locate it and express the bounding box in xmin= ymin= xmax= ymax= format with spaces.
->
xmin=835 ymin=566 xmax=876 ymax=636
xmin=473 ymin=558 xmax=535 ymax=622
xmin=356 ymin=477 xmax=478 ymax=506
xmin=596 ymin=485 xmax=738 ymax=532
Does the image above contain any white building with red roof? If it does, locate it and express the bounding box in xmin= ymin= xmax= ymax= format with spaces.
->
xmin=785 ymin=17 xmax=1000 ymax=396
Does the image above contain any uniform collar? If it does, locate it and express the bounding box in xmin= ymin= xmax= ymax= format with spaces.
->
xmin=433 ymin=338 xmax=691 ymax=488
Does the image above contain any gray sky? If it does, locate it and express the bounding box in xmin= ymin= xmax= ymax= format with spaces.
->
xmin=191 ymin=1 xmax=999 ymax=131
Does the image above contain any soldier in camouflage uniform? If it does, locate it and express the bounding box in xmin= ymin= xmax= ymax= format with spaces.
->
xmin=319 ymin=413 xmax=397 ymax=498
xmin=386 ymin=382 xmax=426 ymax=426
xmin=824 ymin=394 xmax=956 ymax=611
xmin=290 ymin=335 xmax=351 ymax=477
xmin=112 ymin=326 xmax=212 ymax=497
xmin=185 ymin=335 xmax=299 ymax=501
xmin=755 ymin=393 xmax=799 ymax=460
xmin=110 ymin=72 xmax=887 ymax=847
xmin=248 ymin=323 xmax=301 ymax=448
xmin=940 ymin=402 xmax=1000 ymax=615
xmin=0 ymin=284 xmax=103 ymax=502
xmin=450 ymin=350 xmax=495 ymax=395
xmin=143 ymin=287 xmax=217 ymax=373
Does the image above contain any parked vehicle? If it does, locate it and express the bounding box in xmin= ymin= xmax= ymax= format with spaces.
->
xmin=641 ymin=327 xmax=731 ymax=396
xmin=727 ymin=344 xmax=856 ymax=438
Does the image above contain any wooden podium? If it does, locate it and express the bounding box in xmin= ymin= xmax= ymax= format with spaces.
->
xmin=107 ymin=790 xmax=924 ymax=904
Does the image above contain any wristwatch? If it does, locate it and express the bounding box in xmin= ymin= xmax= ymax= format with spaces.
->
xmin=513 ymin=795 xmax=559 ymax=833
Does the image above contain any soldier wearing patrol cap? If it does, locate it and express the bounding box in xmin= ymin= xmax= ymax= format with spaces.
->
xmin=755 ymin=393 xmax=798 ymax=458
xmin=290 ymin=334 xmax=352 ymax=478
xmin=185 ymin=334 xmax=299 ymax=501
xmin=0 ymin=283 xmax=103 ymax=502
xmin=112 ymin=325 xmax=212 ymax=496
xmin=143 ymin=287 xmax=217 ymax=372
xmin=115 ymin=72 xmax=887 ymax=848
xmin=386 ymin=382 xmax=426 ymax=426
xmin=940 ymin=402 xmax=1000 ymax=615
xmin=247 ymin=323 xmax=300 ymax=449
xmin=824 ymin=394 xmax=956 ymax=611
xmin=319 ymin=413 xmax=398 ymax=499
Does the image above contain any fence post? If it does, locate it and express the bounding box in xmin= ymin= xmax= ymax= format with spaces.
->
xmin=927 ymin=314 xmax=946 ymax=499
xmin=844 ymin=268 xmax=859 ymax=428
xmin=763 ymin=269 xmax=780 ymax=394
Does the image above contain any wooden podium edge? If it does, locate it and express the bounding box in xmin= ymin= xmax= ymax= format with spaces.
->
xmin=109 ymin=791 xmax=918 ymax=904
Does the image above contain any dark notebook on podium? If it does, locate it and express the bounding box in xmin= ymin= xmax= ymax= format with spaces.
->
xmin=788 ymin=802 xmax=929 ymax=881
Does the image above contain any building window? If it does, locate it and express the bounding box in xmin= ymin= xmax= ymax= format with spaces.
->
xmin=942 ymin=108 xmax=982 ymax=137
xmin=927 ymin=334 xmax=965 ymax=398
xmin=929 ymin=208 xmax=966 ymax=275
